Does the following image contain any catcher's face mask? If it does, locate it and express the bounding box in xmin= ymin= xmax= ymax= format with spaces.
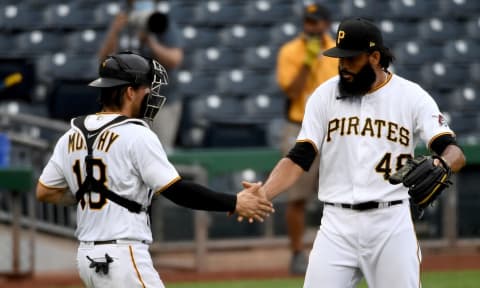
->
xmin=142 ymin=59 xmax=168 ymax=122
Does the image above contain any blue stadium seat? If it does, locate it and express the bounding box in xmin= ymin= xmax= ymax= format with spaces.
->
xmin=391 ymin=64 xmax=420 ymax=82
xmin=216 ymin=69 xmax=265 ymax=95
xmin=219 ymin=25 xmax=269 ymax=48
xmin=170 ymin=2 xmax=198 ymax=26
xmin=243 ymin=94 xmax=284 ymax=120
xmin=438 ymin=0 xmax=480 ymax=18
xmin=37 ymin=53 xmax=98 ymax=81
xmin=448 ymin=85 xmax=480 ymax=112
xmin=15 ymin=31 xmax=64 ymax=55
xmin=243 ymin=0 xmax=292 ymax=25
xmin=443 ymin=39 xmax=480 ymax=64
xmin=194 ymin=1 xmax=244 ymax=26
xmin=0 ymin=34 xmax=15 ymax=56
xmin=43 ymin=3 xmax=96 ymax=29
xmin=269 ymin=21 xmax=300 ymax=47
xmin=341 ymin=0 xmax=391 ymax=19
xmin=465 ymin=16 xmax=480 ymax=40
xmin=180 ymin=26 xmax=218 ymax=49
xmin=469 ymin=62 xmax=480 ymax=85
xmin=203 ymin=121 xmax=267 ymax=147
xmin=175 ymin=69 xmax=217 ymax=97
xmin=93 ymin=2 xmax=122 ymax=28
xmin=389 ymin=0 xmax=437 ymax=19
xmin=420 ymin=62 xmax=468 ymax=90
xmin=47 ymin=80 xmax=100 ymax=121
xmin=447 ymin=112 xmax=480 ymax=134
xmin=188 ymin=94 xmax=243 ymax=126
xmin=192 ymin=48 xmax=241 ymax=70
xmin=379 ymin=20 xmax=416 ymax=46
xmin=65 ymin=29 xmax=106 ymax=55
xmin=0 ymin=4 xmax=45 ymax=31
xmin=244 ymin=46 xmax=277 ymax=70
xmin=393 ymin=40 xmax=443 ymax=65
xmin=417 ymin=19 xmax=461 ymax=43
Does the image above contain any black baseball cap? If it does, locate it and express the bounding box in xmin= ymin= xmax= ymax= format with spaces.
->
xmin=303 ymin=2 xmax=331 ymax=22
xmin=323 ymin=18 xmax=384 ymax=58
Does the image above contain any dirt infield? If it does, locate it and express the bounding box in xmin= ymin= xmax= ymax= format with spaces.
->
xmin=1 ymin=253 xmax=480 ymax=288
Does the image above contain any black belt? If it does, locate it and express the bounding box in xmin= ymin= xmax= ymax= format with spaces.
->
xmin=323 ymin=200 xmax=404 ymax=211
xmin=93 ymin=240 xmax=148 ymax=245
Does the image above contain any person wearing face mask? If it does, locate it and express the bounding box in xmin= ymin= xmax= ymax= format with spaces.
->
xmin=35 ymin=52 xmax=274 ymax=288
xmin=275 ymin=2 xmax=338 ymax=274
xmin=245 ymin=18 xmax=465 ymax=287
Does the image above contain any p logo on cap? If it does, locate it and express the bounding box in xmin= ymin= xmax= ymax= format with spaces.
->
xmin=337 ymin=30 xmax=345 ymax=44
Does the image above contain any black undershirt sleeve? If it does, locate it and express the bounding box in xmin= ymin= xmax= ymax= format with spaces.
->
xmin=161 ymin=179 xmax=237 ymax=212
xmin=286 ymin=141 xmax=318 ymax=171
xmin=429 ymin=134 xmax=460 ymax=155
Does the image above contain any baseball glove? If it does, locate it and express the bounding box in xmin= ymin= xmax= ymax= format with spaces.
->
xmin=388 ymin=155 xmax=452 ymax=209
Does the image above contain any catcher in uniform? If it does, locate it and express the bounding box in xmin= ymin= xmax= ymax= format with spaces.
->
xmin=244 ymin=18 xmax=466 ymax=287
xmin=36 ymin=52 xmax=273 ymax=288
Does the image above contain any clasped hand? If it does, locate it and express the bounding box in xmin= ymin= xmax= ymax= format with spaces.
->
xmin=233 ymin=181 xmax=274 ymax=223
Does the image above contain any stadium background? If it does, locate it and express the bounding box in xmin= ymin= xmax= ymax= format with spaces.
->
xmin=0 ymin=0 xmax=480 ymax=287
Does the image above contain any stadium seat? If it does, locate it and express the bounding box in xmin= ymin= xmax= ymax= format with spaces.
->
xmin=447 ymin=112 xmax=480 ymax=134
xmin=203 ymin=121 xmax=267 ymax=147
xmin=219 ymin=25 xmax=269 ymax=48
xmin=438 ymin=0 xmax=480 ymax=18
xmin=417 ymin=19 xmax=461 ymax=43
xmin=391 ymin=64 xmax=421 ymax=82
xmin=341 ymin=0 xmax=392 ymax=19
xmin=170 ymin=2 xmax=198 ymax=26
xmin=419 ymin=62 xmax=468 ymax=90
xmin=93 ymin=2 xmax=123 ymax=28
xmin=65 ymin=29 xmax=106 ymax=55
xmin=37 ymin=53 xmax=98 ymax=81
xmin=43 ymin=3 xmax=96 ymax=29
xmin=379 ymin=20 xmax=416 ymax=46
xmin=242 ymin=0 xmax=292 ymax=25
xmin=187 ymin=94 xmax=243 ymax=126
xmin=389 ymin=0 xmax=437 ymax=19
xmin=0 ymin=4 xmax=45 ymax=31
xmin=443 ymin=39 xmax=480 ymax=64
xmin=269 ymin=21 xmax=300 ymax=47
xmin=194 ymin=1 xmax=244 ymax=26
xmin=175 ymin=69 xmax=218 ymax=97
xmin=15 ymin=31 xmax=64 ymax=55
xmin=216 ymin=69 xmax=265 ymax=95
xmin=0 ymin=34 xmax=15 ymax=56
xmin=47 ymin=80 xmax=100 ymax=121
xmin=192 ymin=48 xmax=241 ymax=70
xmin=243 ymin=46 xmax=277 ymax=70
xmin=243 ymin=94 xmax=284 ymax=121
xmin=465 ymin=16 xmax=480 ymax=40
xmin=469 ymin=62 xmax=480 ymax=85
xmin=180 ymin=26 xmax=218 ymax=49
xmin=448 ymin=85 xmax=480 ymax=112
xmin=393 ymin=40 xmax=443 ymax=65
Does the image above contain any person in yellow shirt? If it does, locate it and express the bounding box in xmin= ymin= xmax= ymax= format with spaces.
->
xmin=276 ymin=2 xmax=338 ymax=274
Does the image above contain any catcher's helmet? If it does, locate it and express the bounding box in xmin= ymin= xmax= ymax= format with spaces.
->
xmin=89 ymin=51 xmax=168 ymax=121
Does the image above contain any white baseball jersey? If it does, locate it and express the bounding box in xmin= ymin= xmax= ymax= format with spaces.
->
xmin=298 ymin=73 xmax=453 ymax=204
xmin=39 ymin=113 xmax=180 ymax=243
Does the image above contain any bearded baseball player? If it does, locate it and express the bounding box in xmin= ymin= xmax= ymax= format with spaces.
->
xmin=244 ymin=18 xmax=466 ymax=287
xmin=36 ymin=52 xmax=273 ymax=288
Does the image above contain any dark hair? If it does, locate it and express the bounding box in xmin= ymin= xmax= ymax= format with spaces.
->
xmin=377 ymin=46 xmax=395 ymax=70
xmin=99 ymin=84 xmax=141 ymax=110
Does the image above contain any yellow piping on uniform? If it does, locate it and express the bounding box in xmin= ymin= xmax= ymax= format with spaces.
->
xmin=129 ymin=245 xmax=146 ymax=288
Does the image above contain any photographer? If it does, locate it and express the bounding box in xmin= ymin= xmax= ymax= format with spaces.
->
xmin=98 ymin=0 xmax=184 ymax=150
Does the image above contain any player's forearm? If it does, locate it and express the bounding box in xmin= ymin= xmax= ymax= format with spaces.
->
xmin=98 ymin=28 xmax=121 ymax=61
xmin=146 ymin=36 xmax=183 ymax=69
xmin=262 ymin=158 xmax=304 ymax=200
xmin=441 ymin=144 xmax=466 ymax=173
xmin=36 ymin=183 xmax=76 ymax=206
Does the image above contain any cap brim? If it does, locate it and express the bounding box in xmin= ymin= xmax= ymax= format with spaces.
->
xmin=88 ymin=77 xmax=131 ymax=88
xmin=323 ymin=47 xmax=365 ymax=58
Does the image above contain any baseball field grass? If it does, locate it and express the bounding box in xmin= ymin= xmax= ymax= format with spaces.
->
xmin=50 ymin=270 xmax=480 ymax=288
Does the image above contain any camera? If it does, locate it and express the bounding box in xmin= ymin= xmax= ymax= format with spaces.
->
xmin=127 ymin=0 xmax=169 ymax=35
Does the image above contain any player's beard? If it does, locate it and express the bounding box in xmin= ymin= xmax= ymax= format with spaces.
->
xmin=338 ymin=63 xmax=376 ymax=99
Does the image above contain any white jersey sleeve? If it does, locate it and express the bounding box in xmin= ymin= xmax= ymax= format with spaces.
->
xmin=413 ymin=88 xmax=454 ymax=148
xmin=131 ymin=130 xmax=180 ymax=194
xmin=39 ymin=135 xmax=68 ymax=189
xmin=297 ymin=86 xmax=329 ymax=151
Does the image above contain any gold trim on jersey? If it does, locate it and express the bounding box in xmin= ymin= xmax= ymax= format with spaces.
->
xmin=427 ymin=132 xmax=455 ymax=150
xmin=129 ymin=245 xmax=146 ymax=288
xmin=296 ymin=139 xmax=319 ymax=154
xmin=154 ymin=176 xmax=182 ymax=195
xmin=38 ymin=180 xmax=68 ymax=190
xmin=368 ymin=72 xmax=392 ymax=94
